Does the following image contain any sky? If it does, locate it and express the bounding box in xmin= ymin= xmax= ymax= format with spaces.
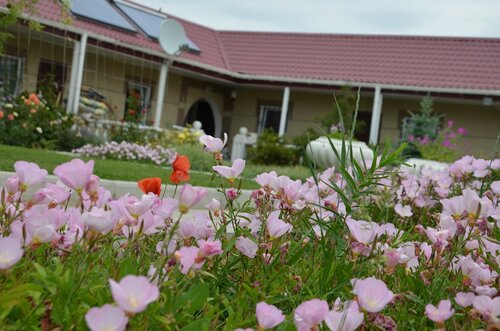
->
xmin=139 ymin=0 xmax=500 ymax=38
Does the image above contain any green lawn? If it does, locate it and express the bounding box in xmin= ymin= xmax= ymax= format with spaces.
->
xmin=0 ymin=144 xmax=312 ymax=189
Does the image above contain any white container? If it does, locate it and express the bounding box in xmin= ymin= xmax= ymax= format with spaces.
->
xmin=306 ymin=136 xmax=373 ymax=168
xmin=401 ymin=158 xmax=448 ymax=173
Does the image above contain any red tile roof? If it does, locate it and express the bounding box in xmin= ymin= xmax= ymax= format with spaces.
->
xmin=3 ymin=0 xmax=500 ymax=92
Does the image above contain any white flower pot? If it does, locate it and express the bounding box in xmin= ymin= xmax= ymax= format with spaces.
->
xmin=306 ymin=137 xmax=373 ymax=168
xmin=401 ymin=158 xmax=448 ymax=173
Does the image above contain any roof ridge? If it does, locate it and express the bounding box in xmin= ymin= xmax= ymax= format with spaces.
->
xmin=217 ymin=30 xmax=500 ymax=42
xmin=214 ymin=30 xmax=232 ymax=71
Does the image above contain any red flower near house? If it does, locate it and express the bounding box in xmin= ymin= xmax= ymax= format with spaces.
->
xmin=128 ymin=109 xmax=137 ymax=116
xmin=137 ymin=177 xmax=162 ymax=196
xmin=24 ymin=93 xmax=40 ymax=106
xmin=0 ymin=110 xmax=4 ymax=119
xmin=170 ymin=155 xmax=190 ymax=184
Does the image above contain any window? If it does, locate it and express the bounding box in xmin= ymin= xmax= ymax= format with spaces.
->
xmin=257 ymin=105 xmax=283 ymax=134
xmin=0 ymin=55 xmax=23 ymax=98
xmin=37 ymin=59 xmax=67 ymax=103
xmin=124 ymin=81 xmax=152 ymax=124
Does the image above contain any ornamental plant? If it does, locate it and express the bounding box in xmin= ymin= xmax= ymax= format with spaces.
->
xmin=413 ymin=120 xmax=468 ymax=163
xmin=0 ymin=136 xmax=499 ymax=330
xmin=0 ymin=92 xmax=85 ymax=150
xmin=73 ymin=141 xmax=176 ymax=166
xmin=401 ymin=96 xmax=442 ymax=157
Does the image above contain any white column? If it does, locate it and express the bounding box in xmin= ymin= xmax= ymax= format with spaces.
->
xmin=154 ymin=62 xmax=169 ymax=128
xmin=369 ymin=85 xmax=383 ymax=145
xmin=71 ymin=33 xmax=88 ymax=114
xmin=66 ymin=40 xmax=80 ymax=114
xmin=278 ymin=86 xmax=290 ymax=137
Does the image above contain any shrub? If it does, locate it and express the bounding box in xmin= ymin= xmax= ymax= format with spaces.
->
xmin=400 ymin=96 xmax=441 ymax=157
xmin=0 ymin=92 xmax=84 ymax=150
xmin=414 ymin=120 xmax=467 ymax=162
xmin=107 ymin=122 xmax=161 ymax=145
xmin=247 ymin=129 xmax=298 ymax=165
xmin=174 ymin=143 xmax=215 ymax=172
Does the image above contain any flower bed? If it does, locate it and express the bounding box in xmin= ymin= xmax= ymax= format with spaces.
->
xmin=73 ymin=141 xmax=177 ymax=166
xmin=0 ymin=135 xmax=499 ymax=330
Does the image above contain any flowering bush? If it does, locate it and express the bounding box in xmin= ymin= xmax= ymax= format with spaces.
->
xmin=0 ymin=92 xmax=87 ymax=150
xmin=73 ymin=141 xmax=176 ymax=166
xmin=409 ymin=120 xmax=468 ymax=163
xmin=0 ymin=136 xmax=499 ymax=330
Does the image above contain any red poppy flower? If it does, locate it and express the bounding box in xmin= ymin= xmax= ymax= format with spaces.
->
xmin=137 ymin=177 xmax=162 ymax=196
xmin=170 ymin=155 xmax=190 ymax=184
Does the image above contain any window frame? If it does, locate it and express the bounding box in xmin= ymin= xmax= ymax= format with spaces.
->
xmin=0 ymin=54 xmax=24 ymax=98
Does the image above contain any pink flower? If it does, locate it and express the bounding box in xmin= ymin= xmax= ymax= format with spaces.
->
xmin=442 ymin=140 xmax=452 ymax=148
xmin=425 ymin=300 xmax=454 ymax=323
xmin=235 ymin=236 xmax=258 ymax=258
xmin=352 ymin=277 xmax=394 ymax=313
xmin=457 ymin=127 xmax=467 ymax=135
xmin=5 ymin=176 xmax=20 ymax=194
xmin=255 ymin=171 xmax=278 ymax=187
xmin=154 ymin=198 xmax=178 ymax=219
xmin=346 ymin=219 xmax=379 ymax=245
xmin=472 ymin=295 xmax=500 ymax=320
xmin=14 ymin=161 xmax=48 ymax=190
xmin=179 ymin=184 xmax=207 ymax=213
xmin=383 ymin=249 xmax=403 ymax=267
xmin=24 ymin=206 xmax=66 ymax=244
xmin=86 ymin=174 xmax=100 ymax=196
xmin=54 ymin=159 xmax=94 ymax=193
xmin=294 ymin=299 xmax=329 ymax=331
xmin=394 ymin=203 xmax=413 ymax=217
xmin=325 ymin=300 xmax=364 ymax=331
xmin=82 ymin=207 xmax=115 ymax=234
xmin=455 ymin=292 xmax=475 ymax=307
xmin=85 ymin=304 xmax=128 ymax=331
xmin=256 ymin=302 xmax=285 ymax=329
xmin=213 ymin=158 xmax=245 ymax=182
xmin=109 ymin=275 xmax=159 ymax=314
xmin=177 ymin=213 xmax=215 ymax=240
xmin=175 ymin=246 xmax=204 ymax=274
xmin=199 ymin=133 xmax=228 ymax=153
xmin=32 ymin=183 xmax=71 ymax=206
xmin=205 ymin=198 xmax=222 ymax=216
xmin=0 ymin=237 xmax=24 ymax=269
xmin=226 ymin=188 xmax=238 ymax=201
xmin=198 ymin=239 xmax=223 ymax=258
xmin=267 ymin=210 xmax=292 ymax=238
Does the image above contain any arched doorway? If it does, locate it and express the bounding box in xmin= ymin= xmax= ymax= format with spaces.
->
xmin=184 ymin=99 xmax=221 ymax=137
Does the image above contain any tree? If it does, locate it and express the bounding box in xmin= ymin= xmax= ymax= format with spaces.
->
xmin=0 ymin=0 xmax=70 ymax=54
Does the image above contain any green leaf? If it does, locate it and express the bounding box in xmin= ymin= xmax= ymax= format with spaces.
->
xmin=180 ymin=318 xmax=210 ymax=331
xmin=177 ymin=283 xmax=210 ymax=315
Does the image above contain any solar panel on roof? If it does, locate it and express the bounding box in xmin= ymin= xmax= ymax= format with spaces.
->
xmin=115 ymin=2 xmax=201 ymax=54
xmin=185 ymin=39 xmax=201 ymax=53
xmin=70 ymin=0 xmax=136 ymax=32
xmin=115 ymin=2 xmax=164 ymax=39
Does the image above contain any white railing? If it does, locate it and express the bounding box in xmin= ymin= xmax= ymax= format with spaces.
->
xmin=231 ymin=127 xmax=258 ymax=162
